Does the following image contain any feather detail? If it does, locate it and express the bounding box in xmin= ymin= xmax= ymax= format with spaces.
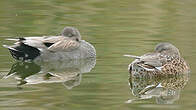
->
xmin=48 ymin=40 xmax=80 ymax=52
xmin=123 ymin=54 xmax=141 ymax=59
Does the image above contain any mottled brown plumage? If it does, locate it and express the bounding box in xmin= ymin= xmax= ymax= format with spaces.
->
xmin=126 ymin=43 xmax=190 ymax=76
xmin=125 ymin=43 xmax=190 ymax=104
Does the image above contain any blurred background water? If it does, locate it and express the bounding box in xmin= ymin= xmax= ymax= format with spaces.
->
xmin=0 ymin=0 xmax=196 ymax=110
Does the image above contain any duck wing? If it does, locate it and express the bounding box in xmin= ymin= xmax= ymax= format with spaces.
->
xmin=47 ymin=40 xmax=80 ymax=52
xmin=126 ymin=53 xmax=167 ymax=71
xmin=9 ymin=36 xmax=64 ymax=49
xmin=42 ymin=36 xmax=65 ymax=43
xmin=138 ymin=53 xmax=167 ymax=70
xmin=23 ymin=36 xmax=63 ymax=48
xmin=6 ymin=37 xmax=47 ymax=49
xmin=5 ymin=36 xmax=79 ymax=52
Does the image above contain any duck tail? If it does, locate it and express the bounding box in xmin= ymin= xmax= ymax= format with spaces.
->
xmin=5 ymin=38 xmax=19 ymax=41
xmin=123 ymin=54 xmax=141 ymax=59
xmin=3 ymin=43 xmax=40 ymax=61
xmin=6 ymin=38 xmax=26 ymax=41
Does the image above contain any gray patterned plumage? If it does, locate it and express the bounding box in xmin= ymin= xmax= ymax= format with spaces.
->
xmin=3 ymin=27 xmax=96 ymax=61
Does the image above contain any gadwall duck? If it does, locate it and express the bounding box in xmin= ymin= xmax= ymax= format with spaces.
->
xmin=124 ymin=43 xmax=190 ymax=76
xmin=3 ymin=27 xmax=96 ymax=61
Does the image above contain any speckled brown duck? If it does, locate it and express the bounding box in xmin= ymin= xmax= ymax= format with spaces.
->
xmin=124 ymin=43 xmax=190 ymax=77
xmin=125 ymin=43 xmax=190 ymax=104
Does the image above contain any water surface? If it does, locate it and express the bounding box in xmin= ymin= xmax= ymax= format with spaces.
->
xmin=0 ymin=0 xmax=196 ymax=110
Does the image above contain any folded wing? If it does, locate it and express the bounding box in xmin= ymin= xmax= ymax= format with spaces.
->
xmin=48 ymin=40 xmax=80 ymax=52
xmin=133 ymin=53 xmax=167 ymax=70
xmin=6 ymin=36 xmax=80 ymax=52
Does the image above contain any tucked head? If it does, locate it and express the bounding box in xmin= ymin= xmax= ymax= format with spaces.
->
xmin=61 ymin=27 xmax=81 ymax=41
xmin=155 ymin=43 xmax=180 ymax=56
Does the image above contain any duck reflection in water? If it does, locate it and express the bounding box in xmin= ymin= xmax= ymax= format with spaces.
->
xmin=125 ymin=43 xmax=190 ymax=104
xmin=4 ymin=58 xmax=96 ymax=89
xmin=127 ymin=73 xmax=189 ymax=104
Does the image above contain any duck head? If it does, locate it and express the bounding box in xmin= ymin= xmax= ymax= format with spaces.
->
xmin=61 ymin=27 xmax=81 ymax=41
xmin=155 ymin=43 xmax=180 ymax=56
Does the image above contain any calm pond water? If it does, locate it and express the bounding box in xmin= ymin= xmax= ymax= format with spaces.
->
xmin=0 ymin=0 xmax=196 ymax=110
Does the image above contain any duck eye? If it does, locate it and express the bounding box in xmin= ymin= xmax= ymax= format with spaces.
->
xmin=76 ymin=38 xmax=79 ymax=41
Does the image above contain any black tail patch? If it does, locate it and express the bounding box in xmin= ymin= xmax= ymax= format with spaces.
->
xmin=8 ymin=43 xmax=40 ymax=61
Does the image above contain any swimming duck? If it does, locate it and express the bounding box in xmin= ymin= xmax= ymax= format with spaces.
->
xmin=3 ymin=27 xmax=96 ymax=61
xmin=124 ymin=43 xmax=190 ymax=76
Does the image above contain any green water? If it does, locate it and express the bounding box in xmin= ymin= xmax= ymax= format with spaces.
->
xmin=0 ymin=0 xmax=196 ymax=110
